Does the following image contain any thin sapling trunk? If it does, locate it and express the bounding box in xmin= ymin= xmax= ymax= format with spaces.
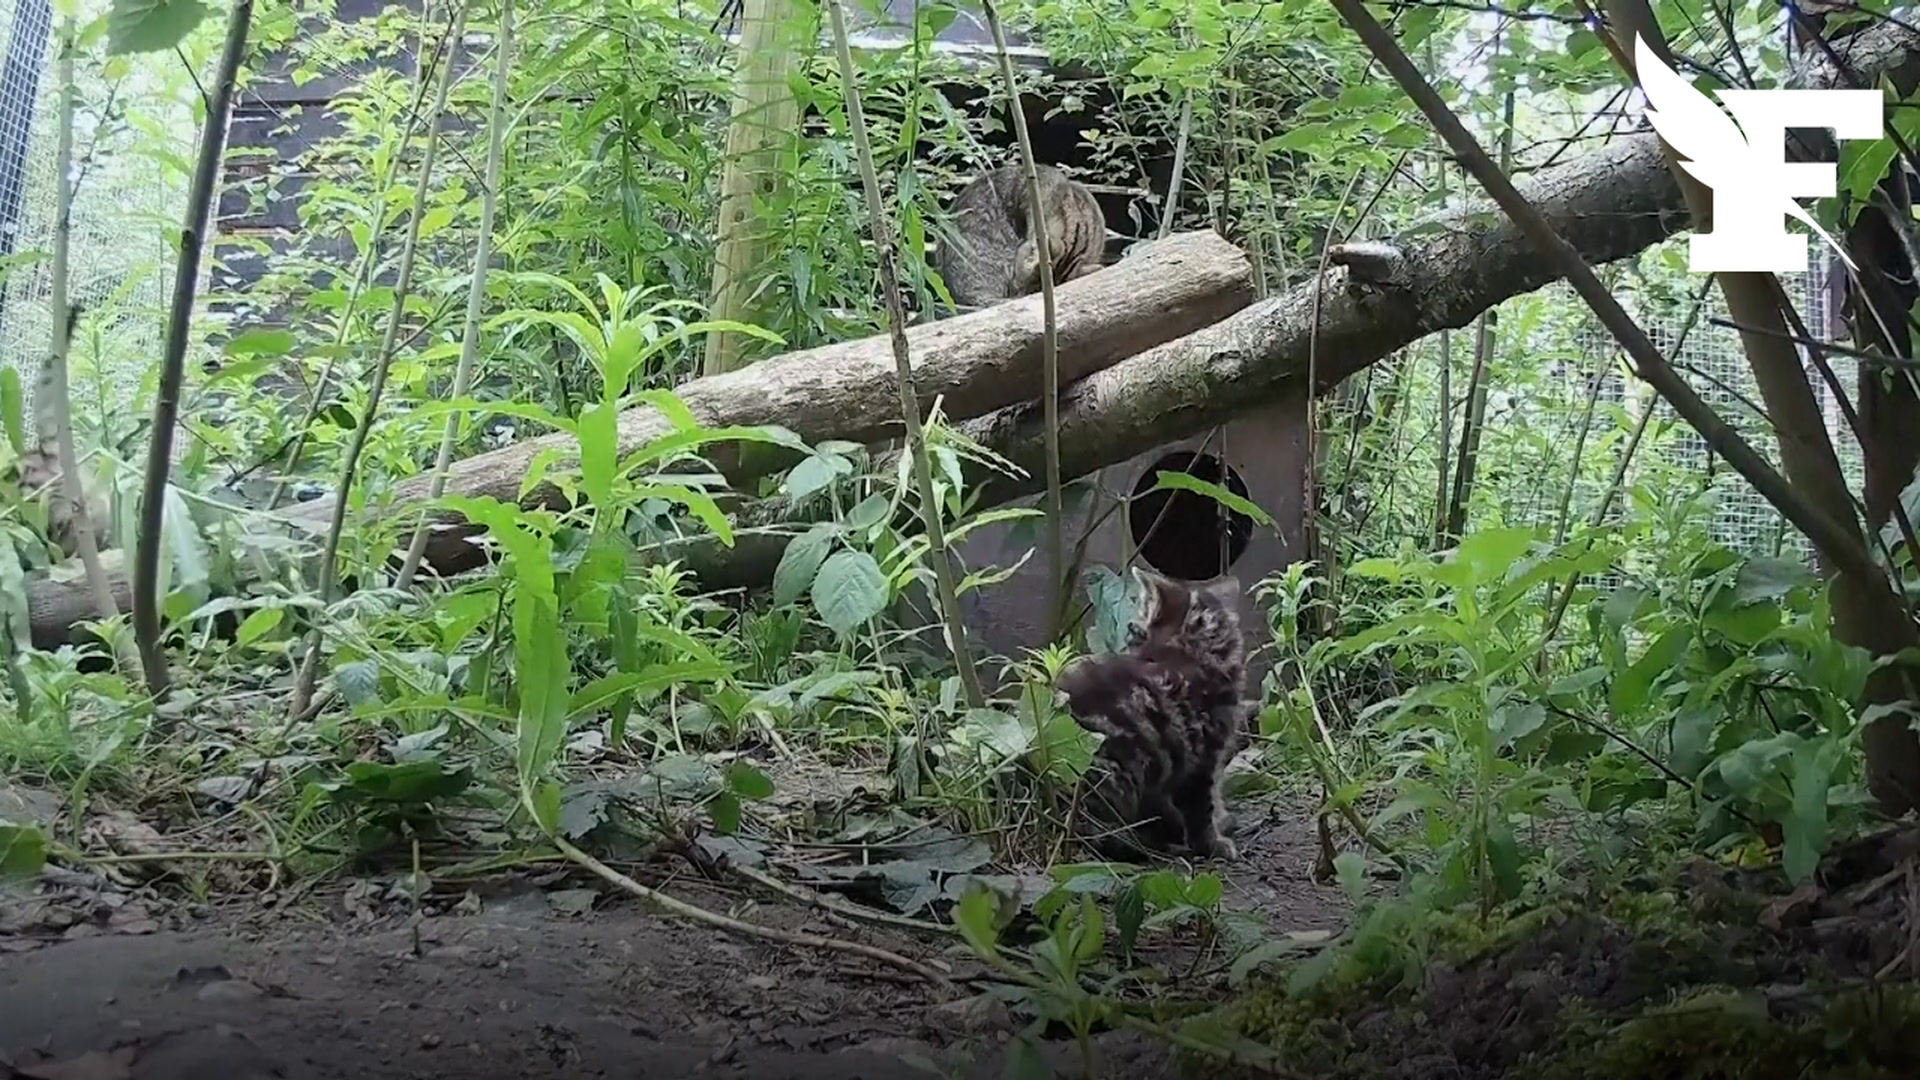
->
xmin=824 ymin=0 xmax=985 ymax=708
xmin=289 ymin=0 xmax=471 ymax=719
xmin=133 ymin=0 xmax=253 ymax=698
xmin=397 ymin=0 xmax=512 ymax=589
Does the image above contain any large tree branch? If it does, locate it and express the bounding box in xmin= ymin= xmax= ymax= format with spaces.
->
xmin=668 ymin=19 xmax=1920 ymax=589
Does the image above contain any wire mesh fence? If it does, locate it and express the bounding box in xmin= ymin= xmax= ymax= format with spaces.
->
xmin=1554 ymin=249 xmax=1862 ymax=587
xmin=0 ymin=0 xmax=190 ymax=431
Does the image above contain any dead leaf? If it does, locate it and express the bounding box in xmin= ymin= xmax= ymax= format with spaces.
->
xmin=1761 ymin=882 xmax=1823 ymax=932
xmin=544 ymin=888 xmax=598 ymax=917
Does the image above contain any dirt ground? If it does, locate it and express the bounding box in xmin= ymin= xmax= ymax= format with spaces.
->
xmin=0 ymin=792 xmax=1355 ymax=1080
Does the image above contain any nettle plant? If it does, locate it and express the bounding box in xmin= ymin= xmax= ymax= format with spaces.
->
xmin=1264 ymin=515 xmax=1873 ymax=914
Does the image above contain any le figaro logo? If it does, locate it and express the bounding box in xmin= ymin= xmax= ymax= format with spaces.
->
xmin=1633 ymin=33 xmax=1883 ymax=274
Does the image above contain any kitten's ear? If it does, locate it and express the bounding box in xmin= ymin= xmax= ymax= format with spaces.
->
xmin=1130 ymin=565 xmax=1166 ymax=619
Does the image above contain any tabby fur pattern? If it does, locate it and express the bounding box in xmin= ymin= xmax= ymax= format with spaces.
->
xmin=932 ymin=163 xmax=1106 ymax=311
xmin=1053 ymin=567 xmax=1250 ymax=862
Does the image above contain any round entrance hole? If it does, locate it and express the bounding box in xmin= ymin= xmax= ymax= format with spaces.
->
xmin=1126 ymin=450 xmax=1253 ymax=580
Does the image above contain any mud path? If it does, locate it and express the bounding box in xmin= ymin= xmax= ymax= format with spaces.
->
xmin=0 ymin=794 xmax=1355 ymax=1079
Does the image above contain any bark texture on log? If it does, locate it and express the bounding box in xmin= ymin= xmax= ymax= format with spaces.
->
xmin=661 ymin=20 xmax=1920 ymax=588
xmin=27 ymin=549 xmax=132 ymax=651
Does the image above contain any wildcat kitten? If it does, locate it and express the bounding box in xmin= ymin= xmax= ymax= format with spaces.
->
xmin=932 ymin=162 xmax=1106 ymax=311
xmin=1053 ymin=567 xmax=1250 ymax=862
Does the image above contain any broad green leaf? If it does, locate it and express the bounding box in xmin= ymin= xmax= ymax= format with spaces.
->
xmin=1783 ymin=739 xmax=1837 ymax=884
xmin=409 ymin=397 xmax=570 ymax=436
xmin=1083 ymin=564 xmax=1138 ymax=654
xmin=709 ymin=791 xmax=742 ymax=835
xmin=811 ymin=549 xmax=888 ymax=638
xmin=1150 ymin=470 xmax=1274 ymax=528
xmin=565 ymin=662 xmax=729 ymax=720
xmin=1733 ymin=557 xmax=1813 ymax=605
xmin=845 ymin=492 xmax=891 ymax=535
xmin=490 ymin=309 xmax=607 ymax=364
xmin=1451 ymin=526 xmax=1534 ymax=585
xmin=626 ymin=389 xmax=700 ymax=433
xmin=1491 ymin=700 xmax=1547 ymax=750
xmin=329 ymin=759 xmax=473 ymax=804
xmin=333 ymin=659 xmax=381 ymax=706
xmin=628 ymin=482 xmax=734 ymax=547
xmin=160 ymin=486 xmax=208 ymax=596
xmin=1114 ymin=880 xmax=1145 ymax=958
xmin=1485 ymin=815 xmax=1523 ymax=901
xmin=1841 ymin=134 xmax=1900 ymax=208
xmin=1669 ymin=706 xmax=1718 ymax=778
xmin=222 ymin=327 xmax=295 ymax=357
xmin=1185 ymin=872 xmax=1222 ymax=909
xmin=531 ymin=779 xmax=562 ymax=834
xmin=0 ymin=821 xmax=47 ymax=879
xmin=773 ymin=524 xmax=838 ymax=607
xmin=0 ymin=367 xmax=22 ymax=454
xmin=576 ymin=401 xmax=618 ymax=511
xmin=953 ymin=881 xmax=1004 ymax=956
xmin=1546 ymin=666 xmax=1606 ymax=698
xmin=234 ymin=606 xmax=283 ymax=648
xmin=106 ymin=0 xmax=209 ymax=55
xmin=514 ymin=584 xmax=569 ymax=791
xmin=725 ymin=760 xmax=775 ymax=800
xmin=0 ymin=533 xmax=30 ymax=646
xmin=1602 ymin=584 xmax=1648 ymax=629
xmin=628 ymin=319 xmax=783 ymax=374
xmin=1609 ymin=625 xmax=1691 ymax=717
xmin=1344 ymin=556 xmax=1403 ymax=581
xmin=783 ymin=453 xmax=850 ymax=502
xmin=1332 ymin=851 xmax=1368 ymax=905
xmin=1002 ymin=1036 xmax=1054 ymax=1080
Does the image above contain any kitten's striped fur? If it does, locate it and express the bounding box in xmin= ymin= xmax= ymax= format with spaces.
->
xmin=932 ymin=163 xmax=1106 ymax=311
xmin=1054 ymin=567 xmax=1250 ymax=862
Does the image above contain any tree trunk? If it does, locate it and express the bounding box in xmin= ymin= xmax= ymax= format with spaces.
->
xmin=1795 ymin=11 xmax=1920 ymax=812
xmin=702 ymin=0 xmax=808 ymax=378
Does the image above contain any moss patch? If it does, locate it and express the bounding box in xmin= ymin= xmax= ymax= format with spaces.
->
xmin=1190 ymin=832 xmax=1920 ymax=1079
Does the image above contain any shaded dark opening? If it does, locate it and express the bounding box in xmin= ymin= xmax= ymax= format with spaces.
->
xmin=1126 ymin=451 xmax=1253 ymax=581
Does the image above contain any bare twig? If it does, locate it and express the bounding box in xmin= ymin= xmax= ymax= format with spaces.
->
xmin=729 ymin=861 xmax=958 ymax=938
xmin=289 ymin=0 xmax=472 ymax=720
xmin=397 ymin=0 xmax=514 ymax=590
xmin=45 ymin=20 xmax=138 ymax=683
xmin=1159 ymin=89 xmax=1194 ymax=242
xmin=553 ymin=835 xmax=956 ymax=992
xmin=980 ymin=0 xmax=1066 ymax=641
xmin=134 ymin=0 xmax=253 ymax=699
xmin=1332 ymin=0 xmax=1886 ymax=590
xmin=825 ymin=0 xmax=985 ymax=707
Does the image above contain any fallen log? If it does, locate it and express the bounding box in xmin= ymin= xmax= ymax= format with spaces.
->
xmin=658 ymin=18 xmax=1920 ymax=587
xmin=661 ymin=132 xmax=1691 ymax=588
xmin=26 ymin=230 xmax=1252 ymax=646
xmin=285 ymin=228 xmax=1249 ymax=562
